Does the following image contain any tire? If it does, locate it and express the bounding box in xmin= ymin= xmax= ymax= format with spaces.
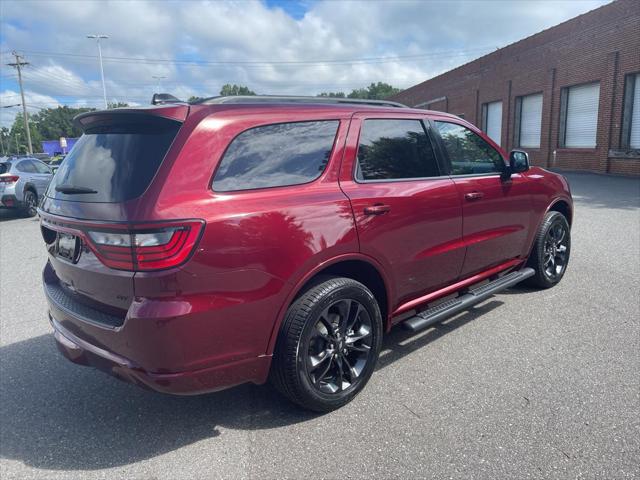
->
xmin=271 ymin=276 xmax=383 ymax=412
xmin=21 ymin=190 xmax=38 ymax=218
xmin=525 ymin=211 xmax=571 ymax=289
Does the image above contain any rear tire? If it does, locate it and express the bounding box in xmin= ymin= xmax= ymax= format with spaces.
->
xmin=525 ymin=211 xmax=571 ymax=289
xmin=21 ymin=190 xmax=38 ymax=218
xmin=271 ymin=276 xmax=383 ymax=412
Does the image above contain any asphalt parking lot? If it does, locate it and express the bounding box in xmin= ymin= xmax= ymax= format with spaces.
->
xmin=0 ymin=171 xmax=638 ymax=479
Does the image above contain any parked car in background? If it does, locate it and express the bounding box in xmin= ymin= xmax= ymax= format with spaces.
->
xmin=1 ymin=157 xmax=54 ymax=217
xmin=47 ymin=155 xmax=66 ymax=173
xmin=39 ymin=96 xmax=573 ymax=411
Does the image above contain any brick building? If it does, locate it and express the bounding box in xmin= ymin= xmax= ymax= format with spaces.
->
xmin=391 ymin=0 xmax=640 ymax=176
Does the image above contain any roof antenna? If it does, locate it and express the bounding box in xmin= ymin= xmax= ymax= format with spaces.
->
xmin=151 ymin=93 xmax=184 ymax=105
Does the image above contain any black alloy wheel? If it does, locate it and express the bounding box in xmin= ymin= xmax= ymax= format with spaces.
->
xmin=525 ymin=211 xmax=571 ymax=288
xmin=305 ymin=298 xmax=374 ymax=394
xmin=271 ymin=276 xmax=383 ymax=412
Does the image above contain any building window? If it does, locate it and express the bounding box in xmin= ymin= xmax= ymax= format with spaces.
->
xmin=514 ymin=93 xmax=543 ymax=148
xmin=559 ymin=82 xmax=600 ymax=148
xmin=621 ymin=73 xmax=640 ymax=149
xmin=481 ymin=101 xmax=502 ymax=146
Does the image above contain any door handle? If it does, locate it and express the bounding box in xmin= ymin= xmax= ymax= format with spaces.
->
xmin=464 ymin=191 xmax=484 ymax=201
xmin=364 ymin=204 xmax=391 ymax=216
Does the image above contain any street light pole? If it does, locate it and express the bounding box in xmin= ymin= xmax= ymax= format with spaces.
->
xmin=87 ymin=34 xmax=109 ymax=109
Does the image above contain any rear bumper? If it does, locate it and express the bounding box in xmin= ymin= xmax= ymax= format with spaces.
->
xmin=0 ymin=194 xmax=19 ymax=208
xmin=43 ymin=257 xmax=278 ymax=395
xmin=50 ymin=314 xmax=272 ymax=395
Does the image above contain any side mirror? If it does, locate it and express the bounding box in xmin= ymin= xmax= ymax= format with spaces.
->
xmin=509 ymin=149 xmax=530 ymax=174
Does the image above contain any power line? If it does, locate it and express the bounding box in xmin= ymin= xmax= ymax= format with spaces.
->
xmin=13 ymin=46 xmax=495 ymax=67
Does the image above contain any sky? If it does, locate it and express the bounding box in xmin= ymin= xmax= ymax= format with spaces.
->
xmin=0 ymin=0 xmax=610 ymax=129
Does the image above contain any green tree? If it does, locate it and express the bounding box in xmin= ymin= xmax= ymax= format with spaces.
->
xmin=318 ymin=82 xmax=401 ymax=100
xmin=188 ymin=96 xmax=205 ymax=103
xmin=0 ymin=127 xmax=10 ymax=156
xmin=317 ymin=91 xmax=346 ymax=98
xmin=108 ymin=102 xmax=130 ymax=109
xmin=220 ymin=84 xmax=256 ymax=96
xmin=8 ymin=113 xmax=43 ymax=154
xmin=30 ymin=106 xmax=95 ymax=141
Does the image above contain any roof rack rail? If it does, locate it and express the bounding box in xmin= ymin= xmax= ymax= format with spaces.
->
xmin=191 ymin=95 xmax=408 ymax=109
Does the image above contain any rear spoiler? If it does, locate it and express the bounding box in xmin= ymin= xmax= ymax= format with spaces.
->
xmin=73 ymin=105 xmax=189 ymax=132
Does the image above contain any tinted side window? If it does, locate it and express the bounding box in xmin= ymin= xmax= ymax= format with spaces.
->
xmin=435 ymin=121 xmax=505 ymax=175
xmin=356 ymin=119 xmax=439 ymax=181
xmin=213 ymin=121 xmax=339 ymax=192
xmin=16 ymin=160 xmax=36 ymax=173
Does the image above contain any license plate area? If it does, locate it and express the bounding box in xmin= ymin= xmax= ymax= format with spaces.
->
xmin=56 ymin=233 xmax=80 ymax=263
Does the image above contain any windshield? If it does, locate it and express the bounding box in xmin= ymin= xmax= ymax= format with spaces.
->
xmin=47 ymin=118 xmax=181 ymax=202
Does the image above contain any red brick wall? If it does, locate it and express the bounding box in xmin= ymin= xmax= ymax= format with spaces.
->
xmin=391 ymin=0 xmax=640 ymax=176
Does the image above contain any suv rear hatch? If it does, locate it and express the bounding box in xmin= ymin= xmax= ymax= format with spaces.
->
xmin=40 ymin=105 xmax=194 ymax=326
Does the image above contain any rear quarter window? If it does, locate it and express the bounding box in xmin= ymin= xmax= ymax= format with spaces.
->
xmin=212 ymin=120 xmax=339 ymax=192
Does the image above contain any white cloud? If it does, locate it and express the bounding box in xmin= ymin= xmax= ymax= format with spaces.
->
xmin=0 ymin=90 xmax=61 ymax=128
xmin=0 ymin=0 xmax=610 ymax=117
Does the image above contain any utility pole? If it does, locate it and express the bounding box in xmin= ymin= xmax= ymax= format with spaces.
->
xmin=87 ymin=34 xmax=109 ymax=109
xmin=7 ymin=52 xmax=33 ymax=155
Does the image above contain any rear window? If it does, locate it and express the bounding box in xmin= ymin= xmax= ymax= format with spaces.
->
xmin=212 ymin=120 xmax=339 ymax=192
xmin=48 ymin=117 xmax=181 ymax=202
xmin=0 ymin=163 xmax=9 ymax=174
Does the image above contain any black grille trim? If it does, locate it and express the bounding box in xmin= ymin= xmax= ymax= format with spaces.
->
xmin=44 ymin=281 xmax=125 ymax=329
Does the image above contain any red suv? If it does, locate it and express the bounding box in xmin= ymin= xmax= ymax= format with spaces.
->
xmin=40 ymin=96 xmax=572 ymax=411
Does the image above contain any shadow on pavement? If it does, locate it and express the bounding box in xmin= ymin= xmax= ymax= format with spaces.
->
xmin=0 ymin=334 xmax=317 ymax=471
xmin=0 ymin=209 xmax=29 ymax=223
xmin=560 ymin=171 xmax=640 ymax=211
xmin=0 ymin=299 xmax=508 ymax=471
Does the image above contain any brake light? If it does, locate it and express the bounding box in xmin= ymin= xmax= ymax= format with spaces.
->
xmin=0 ymin=175 xmax=19 ymax=183
xmin=85 ymin=220 xmax=204 ymax=271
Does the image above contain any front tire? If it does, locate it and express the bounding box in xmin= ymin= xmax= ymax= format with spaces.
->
xmin=525 ymin=211 xmax=571 ymax=288
xmin=271 ymin=277 xmax=383 ymax=412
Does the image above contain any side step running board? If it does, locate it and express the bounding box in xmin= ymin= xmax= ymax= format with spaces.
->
xmin=402 ymin=268 xmax=535 ymax=332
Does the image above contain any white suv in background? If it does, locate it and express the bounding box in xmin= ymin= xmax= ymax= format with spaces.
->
xmin=0 ymin=157 xmax=54 ymax=217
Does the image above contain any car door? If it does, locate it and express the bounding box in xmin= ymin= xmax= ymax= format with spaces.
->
xmin=14 ymin=160 xmax=38 ymax=196
xmin=339 ymin=113 xmax=465 ymax=306
xmin=31 ymin=159 xmax=54 ymax=195
xmin=432 ymin=118 xmax=532 ymax=278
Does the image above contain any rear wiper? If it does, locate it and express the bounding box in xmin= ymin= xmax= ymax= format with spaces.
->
xmin=55 ymin=185 xmax=98 ymax=194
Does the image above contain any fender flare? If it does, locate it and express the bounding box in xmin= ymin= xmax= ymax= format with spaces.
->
xmin=264 ymin=252 xmax=393 ymax=356
xmin=523 ymin=195 xmax=574 ymax=263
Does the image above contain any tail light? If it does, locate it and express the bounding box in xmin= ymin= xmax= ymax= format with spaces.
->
xmin=0 ymin=175 xmax=19 ymax=183
xmin=84 ymin=220 xmax=204 ymax=271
